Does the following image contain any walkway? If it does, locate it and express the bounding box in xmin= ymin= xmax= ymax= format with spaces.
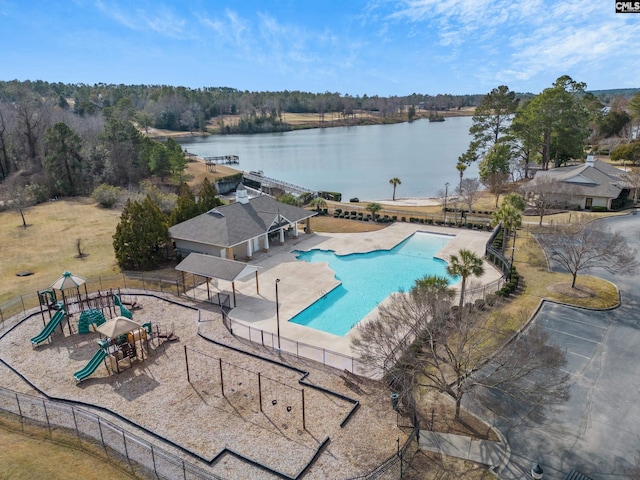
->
xmin=213 ymin=223 xmax=502 ymax=358
xmin=419 ymin=431 xmax=508 ymax=473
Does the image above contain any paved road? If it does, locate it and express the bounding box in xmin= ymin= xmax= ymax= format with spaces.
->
xmin=473 ymin=213 xmax=640 ymax=480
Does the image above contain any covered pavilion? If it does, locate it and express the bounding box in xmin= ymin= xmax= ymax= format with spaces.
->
xmin=175 ymin=253 xmax=261 ymax=307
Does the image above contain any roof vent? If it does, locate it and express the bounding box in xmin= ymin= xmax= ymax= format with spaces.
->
xmin=585 ymin=153 xmax=595 ymax=165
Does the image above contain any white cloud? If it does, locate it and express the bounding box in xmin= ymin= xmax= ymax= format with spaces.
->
xmin=94 ymin=1 xmax=187 ymax=39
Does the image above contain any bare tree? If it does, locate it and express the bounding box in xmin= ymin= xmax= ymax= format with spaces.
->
xmin=389 ymin=293 xmax=568 ymax=419
xmin=354 ymin=276 xmax=569 ymax=420
xmin=623 ymin=168 xmax=640 ymax=205
xmin=520 ymin=175 xmax=573 ymax=226
xmin=537 ymin=218 xmax=639 ymax=287
xmin=482 ymin=172 xmax=510 ymax=207
xmin=351 ymin=275 xmax=454 ymax=380
xmin=2 ymin=180 xmax=35 ymax=227
xmin=459 ymin=177 xmax=482 ymax=213
xmin=627 ymin=451 xmax=640 ymax=480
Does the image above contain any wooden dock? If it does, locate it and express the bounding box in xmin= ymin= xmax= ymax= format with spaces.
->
xmin=204 ymin=155 xmax=239 ymax=172
xmin=243 ymin=171 xmax=314 ymax=197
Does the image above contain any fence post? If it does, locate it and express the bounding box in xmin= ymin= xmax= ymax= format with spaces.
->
xmin=21 ymin=295 xmax=25 ymax=315
xmin=183 ymin=460 xmax=187 ymax=480
xmin=151 ymin=445 xmax=159 ymax=479
xmin=122 ymin=431 xmax=132 ymax=473
xmin=42 ymin=399 xmax=52 ymax=438
xmin=97 ymin=418 xmax=108 ymax=457
xmin=301 ymin=389 xmax=306 ymax=430
xmin=15 ymin=393 xmax=23 ymax=431
xmin=219 ymin=358 xmax=225 ymax=396
xmin=72 ymin=407 xmax=80 ymax=443
xmin=258 ymin=373 xmax=263 ymax=413
xmin=184 ymin=346 xmax=190 ymax=383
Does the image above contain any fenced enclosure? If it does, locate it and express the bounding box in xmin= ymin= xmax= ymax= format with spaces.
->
xmin=0 ymin=387 xmax=224 ymax=480
xmin=184 ymin=346 xmax=308 ymax=430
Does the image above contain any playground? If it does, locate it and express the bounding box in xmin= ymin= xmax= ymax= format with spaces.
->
xmin=0 ymin=273 xmax=407 ymax=480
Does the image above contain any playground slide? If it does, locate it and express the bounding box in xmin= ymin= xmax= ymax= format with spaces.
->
xmin=73 ymin=349 xmax=108 ymax=383
xmin=114 ymin=294 xmax=133 ymax=319
xmin=30 ymin=309 xmax=65 ymax=346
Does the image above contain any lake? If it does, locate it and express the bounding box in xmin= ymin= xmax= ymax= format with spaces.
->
xmin=178 ymin=116 xmax=476 ymax=201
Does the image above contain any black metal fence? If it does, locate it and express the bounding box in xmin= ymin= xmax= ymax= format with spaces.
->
xmin=0 ymin=386 xmax=224 ymax=480
xmin=220 ymin=310 xmax=371 ymax=377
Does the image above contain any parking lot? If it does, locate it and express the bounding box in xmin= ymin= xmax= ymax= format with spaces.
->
xmin=480 ymin=213 xmax=640 ymax=480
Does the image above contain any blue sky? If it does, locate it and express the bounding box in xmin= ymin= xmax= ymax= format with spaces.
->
xmin=1 ymin=0 xmax=639 ymax=96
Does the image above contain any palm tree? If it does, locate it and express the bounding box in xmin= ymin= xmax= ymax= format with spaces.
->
xmin=492 ymin=203 xmax=523 ymax=270
xmin=309 ymin=197 xmax=327 ymax=212
xmin=389 ymin=177 xmax=402 ymax=201
xmin=491 ymin=204 xmax=522 ymax=238
xmin=455 ymin=162 xmax=466 ymax=199
xmin=455 ymin=162 xmax=467 ymax=224
xmin=411 ymin=274 xmax=455 ymax=323
xmin=446 ymin=249 xmax=485 ymax=315
xmin=366 ymin=202 xmax=382 ymax=219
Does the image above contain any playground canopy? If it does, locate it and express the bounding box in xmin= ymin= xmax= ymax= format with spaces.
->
xmin=51 ymin=271 xmax=87 ymax=290
xmin=96 ymin=316 xmax=141 ymax=338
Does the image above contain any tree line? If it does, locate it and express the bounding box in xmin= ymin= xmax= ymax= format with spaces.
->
xmin=450 ymin=76 xmax=640 ymax=217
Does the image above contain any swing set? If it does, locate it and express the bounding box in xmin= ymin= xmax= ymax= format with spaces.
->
xmin=184 ymin=346 xmax=306 ymax=429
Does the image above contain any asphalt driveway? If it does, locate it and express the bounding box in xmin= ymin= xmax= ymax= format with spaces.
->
xmin=474 ymin=213 xmax=640 ymax=480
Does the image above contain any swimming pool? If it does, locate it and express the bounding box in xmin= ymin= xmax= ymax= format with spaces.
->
xmin=290 ymin=231 xmax=457 ymax=336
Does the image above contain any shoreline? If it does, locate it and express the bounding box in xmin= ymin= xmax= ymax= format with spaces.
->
xmin=368 ymin=197 xmax=441 ymax=207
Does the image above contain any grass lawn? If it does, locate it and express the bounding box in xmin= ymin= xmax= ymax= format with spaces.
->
xmin=0 ymin=415 xmax=141 ymax=480
xmin=0 ymin=198 xmax=121 ymax=305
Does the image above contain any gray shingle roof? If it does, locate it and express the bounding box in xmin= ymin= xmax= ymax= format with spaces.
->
xmin=169 ymin=195 xmax=316 ymax=248
xmin=175 ymin=253 xmax=259 ymax=282
xmin=531 ymin=159 xmax=624 ymax=199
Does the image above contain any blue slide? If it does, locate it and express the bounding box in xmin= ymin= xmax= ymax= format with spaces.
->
xmin=30 ymin=309 xmax=65 ymax=346
xmin=74 ymin=349 xmax=108 ymax=383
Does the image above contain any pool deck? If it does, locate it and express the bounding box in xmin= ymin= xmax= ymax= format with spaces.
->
xmin=221 ymin=223 xmax=503 ymax=358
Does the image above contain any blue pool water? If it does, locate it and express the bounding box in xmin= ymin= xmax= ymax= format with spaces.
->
xmin=290 ymin=232 xmax=457 ymax=336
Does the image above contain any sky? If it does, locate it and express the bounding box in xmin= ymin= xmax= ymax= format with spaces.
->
xmin=1 ymin=0 xmax=639 ymax=97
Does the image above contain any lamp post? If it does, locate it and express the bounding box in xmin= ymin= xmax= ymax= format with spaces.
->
xmin=531 ymin=464 xmax=543 ymax=479
xmin=444 ymin=182 xmax=450 ymax=224
xmin=275 ymin=278 xmax=281 ymax=352
xmin=510 ymin=228 xmax=517 ymax=272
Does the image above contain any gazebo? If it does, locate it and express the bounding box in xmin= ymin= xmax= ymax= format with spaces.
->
xmin=96 ymin=316 xmax=148 ymax=372
xmin=50 ymin=271 xmax=88 ymax=314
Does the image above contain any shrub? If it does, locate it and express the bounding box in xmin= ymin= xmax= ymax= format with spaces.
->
xmin=485 ymin=293 xmax=498 ymax=306
xmin=474 ymin=299 xmax=486 ymax=310
xmin=591 ymin=205 xmax=608 ymax=212
xmin=26 ymin=183 xmax=50 ymax=204
xmin=401 ymin=216 xmax=406 ymax=222
xmin=92 ymin=183 xmax=121 ymax=208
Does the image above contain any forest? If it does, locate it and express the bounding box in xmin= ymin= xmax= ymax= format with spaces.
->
xmin=0 ymin=79 xmax=638 ymax=204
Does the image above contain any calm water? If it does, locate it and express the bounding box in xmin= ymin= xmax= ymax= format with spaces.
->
xmin=290 ymin=232 xmax=457 ymax=336
xmin=178 ymin=117 xmax=476 ymax=201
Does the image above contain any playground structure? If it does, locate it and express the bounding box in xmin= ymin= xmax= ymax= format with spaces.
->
xmin=30 ymin=309 xmax=66 ymax=346
xmin=33 ymin=271 xmax=175 ymax=383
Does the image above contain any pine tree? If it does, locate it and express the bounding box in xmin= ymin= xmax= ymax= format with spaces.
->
xmin=196 ymin=178 xmax=222 ymax=213
xmin=170 ymin=183 xmax=199 ymax=225
xmin=113 ymin=196 xmax=169 ymax=270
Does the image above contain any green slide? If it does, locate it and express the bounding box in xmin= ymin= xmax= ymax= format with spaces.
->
xmin=30 ymin=309 xmax=65 ymax=346
xmin=73 ymin=349 xmax=108 ymax=383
